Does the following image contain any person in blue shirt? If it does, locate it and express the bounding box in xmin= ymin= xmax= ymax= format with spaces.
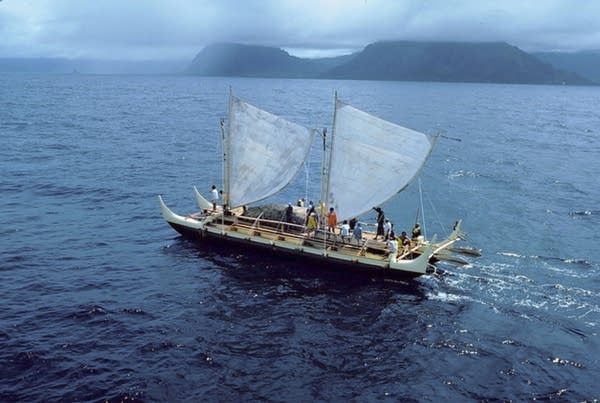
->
xmin=353 ymin=222 xmax=363 ymax=244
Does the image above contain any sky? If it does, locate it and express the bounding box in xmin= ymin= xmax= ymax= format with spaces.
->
xmin=1 ymin=0 xmax=600 ymax=61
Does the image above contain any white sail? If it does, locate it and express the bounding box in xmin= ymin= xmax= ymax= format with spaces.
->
xmin=325 ymin=99 xmax=436 ymax=221
xmin=225 ymin=95 xmax=315 ymax=208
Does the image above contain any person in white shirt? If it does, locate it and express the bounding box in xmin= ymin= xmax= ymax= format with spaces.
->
xmin=340 ymin=220 xmax=350 ymax=242
xmin=383 ymin=219 xmax=392 ymax=240
xmin=210 ymin=185 xmax=219 ymax=211
xmin=387 ymin=231 xmax=398 ymax=262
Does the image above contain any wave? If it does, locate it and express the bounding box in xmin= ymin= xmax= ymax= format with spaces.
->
xmin=121 ymin=308 xmax=147 ymax=315
xmin=496 ymin=251 xmax=594 ymax=268
xmin=447 ymin=169 xmax=480 ymax=179
xmin=432 ymin=257 xmax=600 ymax=326
xmin=66 ymin=304 xmax=110 ymax=322
xmin=497 ymin=251 xmax=527 ymax=258
xmin=550 ymin=356 xmax=585 ymax=369
xmin=569 ymin=210 xmax=599 ymax=216
xmin=425 ymin=290 xmax=470 ymax=303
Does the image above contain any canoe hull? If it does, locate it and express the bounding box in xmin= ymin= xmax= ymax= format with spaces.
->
xmin=168 ymin=219 xmax=425 ymax=279
xmin=159 ymin=196 xmax=433 ymax=279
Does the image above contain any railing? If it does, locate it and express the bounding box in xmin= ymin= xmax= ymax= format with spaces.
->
xmin=210 ymin=213 xmax=420 ymax=260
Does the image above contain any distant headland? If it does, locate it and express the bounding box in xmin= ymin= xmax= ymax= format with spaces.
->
xmin=2 ymin=40 xmax=598 ymax=85
xmin=185 ymin=41 xmax=596 ymax=85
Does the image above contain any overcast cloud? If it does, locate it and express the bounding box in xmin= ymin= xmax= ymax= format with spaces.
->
xmin=1 ymin=0 xmax=599 ymax=60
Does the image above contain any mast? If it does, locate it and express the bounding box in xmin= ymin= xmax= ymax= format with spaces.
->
xmin=223 ymin=87 xmax=233 ymax=208
xmin=320 ymin=91 xmax=337 ymax=216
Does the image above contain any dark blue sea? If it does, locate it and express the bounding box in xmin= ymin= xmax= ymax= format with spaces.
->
xmin=1 ymin=74 xmax=599 ymax=402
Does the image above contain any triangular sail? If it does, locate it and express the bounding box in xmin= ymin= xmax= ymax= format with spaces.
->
xmin=225 ymin=95 xmax=315 ymax=208
xmin=325 ymin=99 xmax=436 ymax=222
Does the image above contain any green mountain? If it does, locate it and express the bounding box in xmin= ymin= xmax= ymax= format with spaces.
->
xmin=533 ymin=51 xmax=600 ymax=83
xmin=185 ymin=43 xmax=353 ymax=78
xmin=322 ymin=41 xmax=591 ymax=84
xmin=186 ymin=41 xmax=593 ymax=85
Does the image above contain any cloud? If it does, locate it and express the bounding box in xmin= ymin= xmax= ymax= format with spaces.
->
xmin=0 ymin=0 xmax=599 ymax=60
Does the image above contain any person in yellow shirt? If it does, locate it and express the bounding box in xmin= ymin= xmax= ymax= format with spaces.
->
xmin=306 ymin=212 xmax=317 ymax=237
xmin=412 ymin=223 xmax=421 ymax=239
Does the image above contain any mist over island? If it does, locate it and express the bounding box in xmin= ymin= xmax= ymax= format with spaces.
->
xmin=185 ymin=41 xmax=596 ymax=85
xmin=0 ymin=58 xmax=189 ymax=75
xmin=2 ymin=40 xmax=597 ymax=86
xmin=2 ymin=1 xmax=600 ymax=85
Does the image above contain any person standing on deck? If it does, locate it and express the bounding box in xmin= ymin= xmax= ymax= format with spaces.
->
xmin=353 ymin=223 xmax=363 ymax=244
xmin=326 ymin=207 xmax=337 ymax=234
xmin=318 ymin=200 xmax=326 ymax=227
xmin=387 ymin=232 xmax=398 ymax=262
xmin=383 ymin=219 xmax=392 ymax=240
xmin=210 ymin=185 xmax=219 ymax=211
xmin=340 ymin=220 xmax=350 ymax=242
xmin=373 ymin=207 xmax=385 ymax=240
xmin=305 ymin=201 xmax=315 ymax=225
xmin=306 ymin=212 xmax=318 ymax=237
xmin=285 ymin=203 xmax=294 ymax=231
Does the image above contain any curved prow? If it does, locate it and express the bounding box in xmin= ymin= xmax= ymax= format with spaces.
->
xmin=158 ymin=195 xmax=179 ymax=222
xmin=193 ymin=186 xmax=213 ymax=211
xmin=158 ymin=195 xmax=208 ymax=237
xmin=158 ymin=195 xmax=194 ymax=224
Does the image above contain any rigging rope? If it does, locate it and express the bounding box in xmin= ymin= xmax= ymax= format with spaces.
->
xmin=303 ymin=159 xmax=310 ymax=205
xmin=425 ymin=185 xmax=448 ymax=235
xmin=418 ymin=178 xmax=426 ymax=238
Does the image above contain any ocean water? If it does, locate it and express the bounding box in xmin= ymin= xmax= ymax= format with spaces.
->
xmin=1 ymin=74 xmax=599 ymax=401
